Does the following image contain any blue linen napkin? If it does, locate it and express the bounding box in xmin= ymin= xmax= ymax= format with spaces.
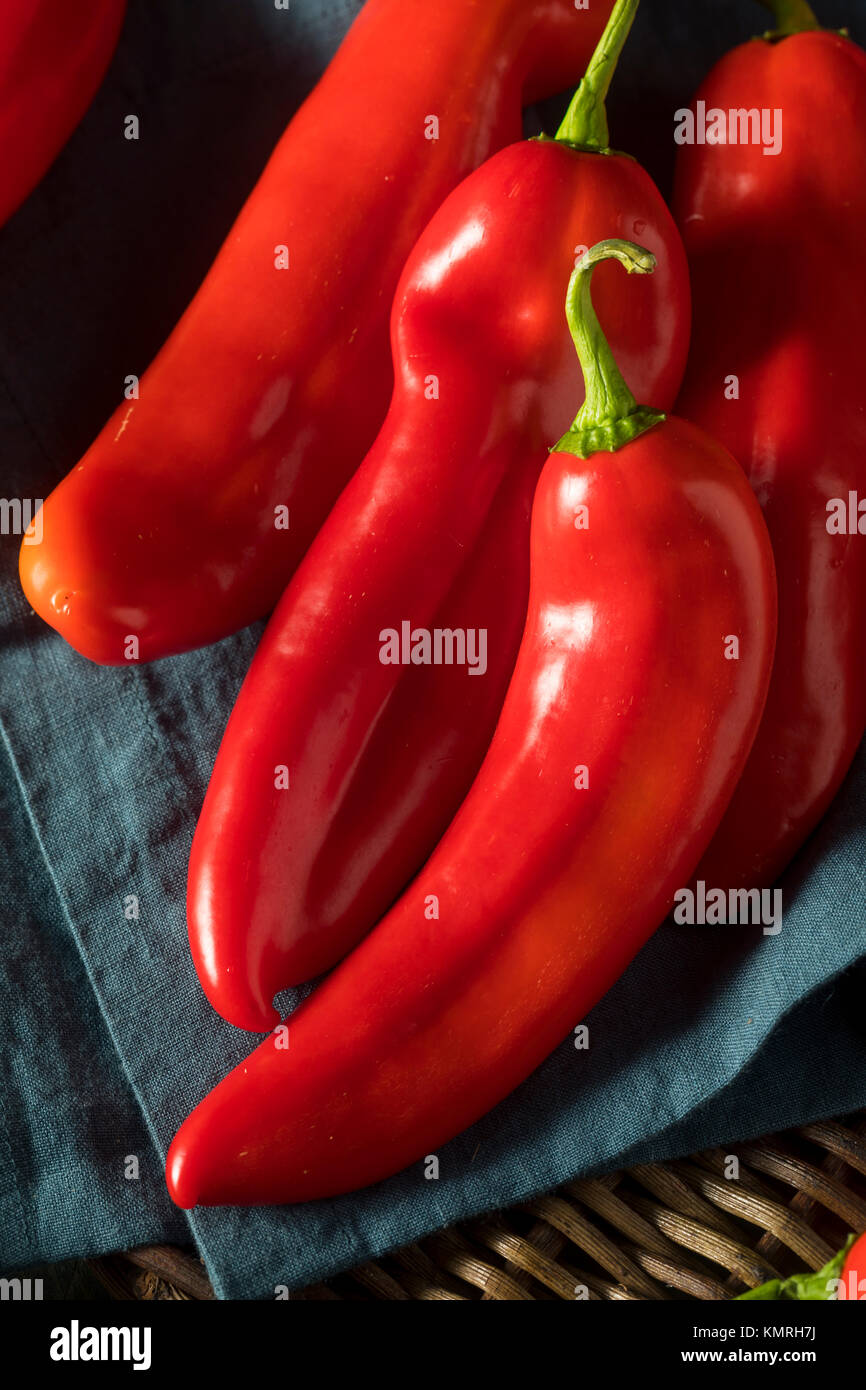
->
xmin=1 ymin=0 xmax=863 ymax=1297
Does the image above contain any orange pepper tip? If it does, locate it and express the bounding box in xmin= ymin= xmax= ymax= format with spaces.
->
xmin=17 ymin=539 xmax=104 ymax=663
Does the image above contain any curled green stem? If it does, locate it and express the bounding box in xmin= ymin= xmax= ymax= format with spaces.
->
xmin=555 ymin=0 xmax=639 ymax=151
xmin=554 ymin=240 xmax=665 ymax=460
xmin=757 ymin=0 xmax=821 ymax=37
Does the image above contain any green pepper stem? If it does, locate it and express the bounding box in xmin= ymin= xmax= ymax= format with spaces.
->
xmin=555 ymin=0 xmax=639 ymax=151
xmin=757 ymin=0 xmax=821 ymax=36
xmin=554 ymin=240 xmax=665 ymax=460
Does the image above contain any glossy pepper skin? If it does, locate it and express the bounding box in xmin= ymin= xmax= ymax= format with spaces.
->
xmin=0 ymin=1 xmax=125 ymax=229
xmin=166 ymin=241 xmax=776 ymax=1206
xmin=18 ymin=0 xmax=616 ymax=666
xmin=187 ymin=1 xmax=691 ymax=1031
xmin=675 ymin=0 xmax=866 ymax=890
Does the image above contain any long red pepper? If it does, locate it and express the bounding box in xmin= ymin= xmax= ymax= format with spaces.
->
xmin=166 ymin=239 xmax=776 ymax=1207
xmin=0 ymin=1 xmax=125 ymax=228
xmin=674 ymin=0 xmax=866 ymax=890
xmin=186 ymin=0 xmax=692 ymax=1032
xmin=18 ymin=0 xmax=616 ymax=665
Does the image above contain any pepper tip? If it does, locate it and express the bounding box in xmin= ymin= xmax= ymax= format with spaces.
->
xmin=166 ymin=1132 xmax=199 ymax=1210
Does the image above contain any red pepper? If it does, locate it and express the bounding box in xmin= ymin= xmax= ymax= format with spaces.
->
xmin=186 ymin=0 xmax=691 ymax=1031
xmin=674 ymin=0 xmax=866 ymax=890
xmin=18 ymin=0 xmax=617 ymax=666
xmin=0 ymin=1 xmax=125 ymax=228
xmin=166 ymin=238 xmax=777 ymax=1206
xmin=839 ymin=1232 xmax=866 ymax=1301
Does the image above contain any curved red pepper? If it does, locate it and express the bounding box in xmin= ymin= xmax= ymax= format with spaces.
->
xmin=0 ymin=1 xmax=125 ymax=228
xmin=166 ymin=239 xmax=777 ymax=1207
xmin=187 ymin=1 xmax=691 ymax=1031
xmin=674 ymin=0 xmax=866 ymax=890
xmin=19 ymin=0 xmax=616 ymax=665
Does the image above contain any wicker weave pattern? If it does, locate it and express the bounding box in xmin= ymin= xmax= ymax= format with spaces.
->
xmin=89 ymin=1114 xmax=866 ymax=1300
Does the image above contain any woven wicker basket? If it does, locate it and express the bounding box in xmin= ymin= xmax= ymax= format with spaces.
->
xmin=88 ymin=1111 xmax=866 ymax=1300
